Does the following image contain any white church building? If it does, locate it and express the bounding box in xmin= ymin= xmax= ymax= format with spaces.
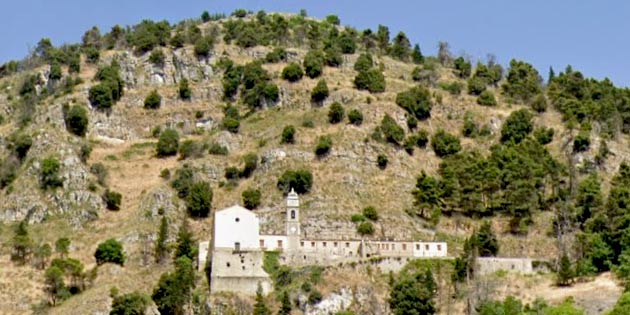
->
xmin=202 ymin=189 xmax=448 ymax=295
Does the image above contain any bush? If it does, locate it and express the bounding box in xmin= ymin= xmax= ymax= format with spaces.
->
xmin=477 ymin=90 xmax=497 ymax=106
xmin=315 ymin=135 xmax=333 ymax=157
xmin=348 ymin=109 xmax=363 ymax=126
xmin=357 ymin=222 xmax=375 ymax=235
xmin=462 ymin=112 xmax=478 ymax=138
xmin=502 ymin=59 xmax=542 ymax=103
xmin=242 ymin=188 xmax=262 ymax=210
xmin=354 ymin=69 xmax=386 ymax=93
xmin=94 ymin=239 xmax=125 ymax=266
xmin=431 ymin=129 xmax=461 ymax=157
xmin=531 ymin=94 xmax=547 ymax=113
xmin=467 ymin=77 xmax=487 ymax=95
xmin=574 ymin=131 xmax=590 ymax=152
xmin=186 ymin=181 xmax=213 ymax=218
xmin=49 ymin=63 xmax=62 ymax=81
xmin=0 ymin=157 xmax=19 ymax=189
xmin=156 ymin=129 xmax=179 ymax=157
xmin=171 ymin=164 xmax=195 ymax=198
xmin=500 ymin=109 xmax=533 ymax=144
xmin=396 ymin=85 xmax=432 ymax=120
xmin=439 ymin=82 xmax=463 ymax=95
xmin=64 ymin=105 xmax=89 ymax=137
xmin=303 ymin=50 xmax=325 ymax=78
xmin=149 ymin=48 xmax=165 ymax=66
xmin=354 ymin=53 xmax=373 ymax=72
xmin=144 ymin=90 xmax=162 ymax=109
xmin=225 ymin=167 xmax=240 ymax=180
xmin=208 ymin=142 xmax=228 ymax=155
xmin=328 ymin=102 xmax=345 ymax=124
xmin=178 ymin=140 xmax=205 ymax=160
xmin=534 ymin=127 xmax=554 ymax=145
xmin=90 ymin=163 xmax=108 ymax=186
xmin=8 ymin=133 xmax=33 ymax=161
xmin=88 ymin=84 xmax=113 ymax=110
xmin=326 ymin=15 xmax=340 ymax=25
xmin=377 ymin=154 xmax=388 ymax=169
xmin=222 ymin=117 xmax=240 ymax=133
xmin=281 ymin=125 xmax=296 ymax=144
xmin=40 ymin=156 xmax=63 ymax=189
xmin=351 ymin=214 xmax=366 ymax=223
xmin=282 ymin=63 xmax=304 ymax=82
xmin=308 ymin=290 xmax=323 ymax=305
xmin=363 ymin=206 xmax=379 ymax=221
xmin=178 ymin=79 xmax=191 ymax=100
xmin=110 ymin=292 xmax=150 ymax=315
xmin=194 ymin=36 xmax=213 ymax=58
xmin=415 ymin=129 xmax=429 ymax=148
xmin=407 ymin=116 xmax=418 ymax=130
xmin=265 ymin=47 xmax=287 ymax=63
xmin=85 ymin=47 xmax=100 ymax=63
xmin=240 ymin=153 xmax=258 ymax=178
xmin=277 ymin=169 xmax=313 ymax=194
xmin=103 ymin=189 xmax=122 ymax=210
xmin=324 ymin=47 xmax=343 ymax=67
xmin=380 ymin=114 xmax=405 ymax=144
xmin=311 ymin=79 xmax=329 ymax=103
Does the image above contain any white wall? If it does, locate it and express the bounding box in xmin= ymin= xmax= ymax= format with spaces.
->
xmin=412 ymin=242 xmax=448 ymax=258
xmin=214 ymin=205 xmax=260 ymax=250
xmin=260 ymin=235 xmax=288 ymax=251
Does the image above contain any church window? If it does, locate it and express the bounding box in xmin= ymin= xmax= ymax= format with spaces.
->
xmin=334 ymin=242 xmax=338 ymax=247
xmin=235 ymin=242 xmax=240 ymax=251
xmin=345 ymin=242 xmax=350 ymax=248
xmin=291 ymin=210 xmax=296 ymax=219
xmin=311 ymin=242 xmax=315 ymax=247
xmin=278 ymin=240 xmax=283 ymax=248
xmin=437 ymin=244 xmax=442 ymax=251
xmin=416 ymin=244 xmax=420 ymax=250
xmin=260 ymin=240 xmax=265 ymax=247
xmin=226 ymin=262 xmax=230 ymax=267
xmin=323 ymin=242 xmax=327 ymax=247
xmin=402 ymin=244 xmax=407 ymax=250
xmin=235 ymin=217 xmax=240 ymax=222
xmin=301 ymin=242 xmax=304 ymax=247
xmin=425 ymin=244 xmax=429 ymax=250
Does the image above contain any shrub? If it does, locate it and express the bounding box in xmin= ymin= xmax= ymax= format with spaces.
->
xmin=208 ymin=142 xmax=228 ymax=155
xmin=94 ymin=239 xmax=125 ymax=266
xmin=8 ymin=133 xmax=33 ymax=161
xmin=354 ymin=53 xmax=373 ymax=73
xmin=415 ymin=129 xmax=429 ymax=148
xmin=308 ymin=290 xmax=323 ymax=305
xmin=149 ymin=48 xmax=165 ymax=66
xmin=500 ymin=109 xmax=533 ymax=144
xmin=351 ymin=214 xmax=366 ymax=223
xmin=85 ymin=47 xmax=100 ymax=63
xmin=363 ymin=206 xmax=379 ymax=221
xmin=348 ymin=109 xmax=363 ymax=126
xmin=574 ymin=131 xmax=590 ymax=152
xmin=431 ymin=129 xmax=461 ymax=157
xmin=477 ymin=90 xmax=497 ymax=106
xmin=502 ymin=59 xmax=542 ymax=103
xmin=194 ymin=36 xmax=213 ymax=58
xmin=315 ymin=135 xmax=333 ymax=157
xmin=328 ymin=102 xmax=345 ymax=124
xmin=178 ymin=140 xmax=205 ymax=160
xmin=103 ymin=189 xmax=122 ymax=210
xmin=40 ymin=156 xmax=63 ymax=189
xmin=377 ymin=154 xmax=388 ymax=169
xmin=90 ymin=162 xmax=108 ymax=186
xmin=240 ymin=153 xmax=258 ymax=178
xmin=395 ymin=85 xmax=432 ymax=120
xmin=0 ymin=157 xmax=19 ymax=189
xmin=462 ymin=112 xmax=478 ymax=138
xmin=242 ymin=188 xmax=262 ymax=210
xmin=186 ymin=181 xmax=213 ymax=217
xmin=439 ymin=82 xmax=463 ymax=95
xmin=64 ymin=105 xmax=89 ymax=137
xmin=302 ymin=117 xmax=315 ymax=128
xmin=281 ymin=125 xmax=296 ymax=144
xmin=411 ymin=67 xmax=422 ymax=82
xmin=225 ymin=167 xmax=240 ymax=180
xmin=303 ymin=50 xmax=325 ymax=78
xmin=534 ymin=127 xmax=554 ymax=145
xmin=407 ymin=116 xmax=418 ymax=130
xmin=357 ymin=222 xmax=375 ymax=235
xmin=156 ymin=129 xmax=179 ymax=157
xmin=311 ymin=79 xmax=329 ymax=103
xmin=354 ymin=69 xmax=386 ymax=93
xmin=325 ymin=15 xmax=340 ymax=25
xmin=178 ymin=79 xmax=191 ymax=100
xmin=265 ymin=47 xmax=287 ymax=63
xmin=282 ymin=63 xmax=304 ymax=82
xmin=277 ymin=169 xmax=313 ymax=194
xmin=324 ymin=47 xmax=343 ymax=67
xmin=88 ymin=84 xmax=113 ymax=110
xmin=144 ymin=90 xmax=162 ymax=109
xmin=171 ymin=165 xmax=194 ymax=198
xmin=110 ymin=292 xmax=150 ymax=315
xmin=222 ymin=117 xmax=240 ymax=133
xmin=49 ymin=63 xmax=62 ymax=81
xmin=380 ymin=114 xmax=405 ymax=144
xmin=232 ymin=8 xmax=248 ymax=18
xmin=531 ymin=94 xmax=547 ymax=112
xmin=467 ymin=77 xmax=487 ymax=95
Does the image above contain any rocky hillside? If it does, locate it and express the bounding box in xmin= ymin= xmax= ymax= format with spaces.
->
xmin=1 ymin=10 xmax=629 ymax=315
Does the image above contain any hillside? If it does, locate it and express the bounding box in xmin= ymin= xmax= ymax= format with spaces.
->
xmin=1 ymin=9 xmax=629 ymax=315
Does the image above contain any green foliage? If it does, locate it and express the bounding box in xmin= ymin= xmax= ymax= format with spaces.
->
xmin=225 ymin=166 xmax=240 ymax=180
xmin=311 ymin=79 xmax=329 ymax=103
xmin=380 ymin=114 xmax=405 ymax=145
xmin=473 ymin=221 xmax=499 ymax=257
xmin=462 ymin=111 xmax=479 ymax=138
xmin=282 ymin=62 xmax=304 ymax=82
xmin=95 ymin=239 xmax=125 ymax=266
xmin=534 ymin=127 xmax=555 ymax=145
xmin=557 ymin=253 xmax=575 ymax=286
xmin=44 ymin=266 xmax=67 ymax=306
xmin=324 ymin=47 xmax=343 ymax=67
xmin=186 ymin=181 xmax=212 ymax=218
xmin=354 ymin=68 xmax=386 ymax=93
xmin=103 ymin=189 xmax=122 ymax=210
xmin=242 ymin=188 xmax=262 ymax=210
xmin=277 ymin=169 xmax=313 ymax=194
xmin=348 ymin=109 xmax=364 ymax=126
xmin=174 ymin=220 xmax=196 ymax=261
xmin=390 ymin=32 xmax=411 ymax=61
xmin=431 ymin=130 xmax=461 ymax=157
xmin=608 ymin=292 xmax=630 ymax=315
xmin=194 ymin=36 xmax=213 ymax=57
xmin=351 ymin=214 xmax=366 ymax=223
xmin=363 ymin=206 xmax=378 ymax=221
xmin=453 ymin=57 xmax=472 ymax=78
xmin=281 ymin=125 xmax=296 ymax=144
xmin=439 ymin=81 xmax=463 ymax=95
xmin=467 ymin=76 xmax=487 ymax=95
xmin=110 ymin=292 xmax=150 ymax=315
xmin=253 ymin=284 xmax=270 ymax=315
xmin=315 ymin=135 xmax=333 ymax=157
xmin=500 ymin=109 xmax=533 ymax=144
xmin=573 ymin=130 xmax=590 ymax=152
xmin=328 ymin=102 xmax=345 ymax=124
xmin=477 ymin=90 xmax=497 ymax=106
xmin=88 ymin=84 xmax=113 ymax=110
xmin=156 ymin=128 xmax=179 ymax=157
xmin=144 ymin=89 xmax=162 ymax=109
xmin=127 ymin=19 xmax=171 ymax=54
xmin=12 ymin=221 xmax=33 ymax=264
xmin=49 ymin=62 xmax=62 ymax=81
xmin=178 ymin=140 xmax=205 ymax=160
xmin=303 ymin=50 xmax=325 ymax=78
xmin=155 ymin=217 xmax=169 ymax=264
xmin=40 ymin=156 xmax=63 ymax=189
xmin=377 ymin=154 xmax=388 ymax=169
xmin=152 ymin=256 xmax=195 ymax=315
xmin=357 ymin=221 xmax=375 ymax=235
xmin=531 ymin=94 xmax=548 ymax=112
xmin=149 ymin=48 xmax=165 ymax=66
xmin=222 ymin=104 xmax=241 ymax=133
xmin=412 ymin=44 xmax=424 ymax=64
xmin=64 ymin=105 xmax=89 ymax=137
xmin=178 ymin=78 xmax=192 ymax=100
xmin=502 ymin=59 xmax=543 ymax=103
xmin=396 ymin=85 xmax=433 ymax=120
xmin=354 ymin=53 xmax=374 ymax=73
xmin=389 ymin=270 xmax=436 ymax=315
xmin=89 ymin=62 xmax=124 ymax=110
xmin=265 ymin=47 xmax=287 ymax=63
xmin=208 ymin=142 xmax=228 ymax=155
xmin=278 ymin=290 xmax=292 ymax=315
xmin=240 ymin=153 xmax=258 ymax=178
xmin=325 ymin=14 xmax=340 ymax=25
xmin=8 ymin=132 xmax=33 ymax=161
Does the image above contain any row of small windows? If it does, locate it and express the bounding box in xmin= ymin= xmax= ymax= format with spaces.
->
xmin=257 ymin=239 xmax=442 ymax=252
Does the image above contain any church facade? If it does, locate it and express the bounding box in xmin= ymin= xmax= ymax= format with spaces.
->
xmin=203 ymin=189 xmax=448 ymax=295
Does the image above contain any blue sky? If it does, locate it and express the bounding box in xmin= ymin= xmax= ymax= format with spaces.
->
xmin=3 ymin=1 xmax=629 ymax=86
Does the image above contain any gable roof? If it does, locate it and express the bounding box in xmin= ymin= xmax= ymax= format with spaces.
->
xmin=215 ymin=204 xmax=256 ymax=217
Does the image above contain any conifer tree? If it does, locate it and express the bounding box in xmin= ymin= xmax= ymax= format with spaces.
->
xmin=253 ymin=284 xmax=270 ymax=315
xmin=155 ymin=216 xmax=169 ymax=264
xmin=175 ymin=219 xmax=196 ymax=261
xmin=278 ymin=291 xmax=292 ymax=315
xmin=12 ymin=221 xmax=33 ymax=264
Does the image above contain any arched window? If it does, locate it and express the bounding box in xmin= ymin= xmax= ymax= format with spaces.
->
xmin=291 ymin=210 xmax=296 ymax=219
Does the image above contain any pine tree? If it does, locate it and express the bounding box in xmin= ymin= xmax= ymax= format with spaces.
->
xmin=175 ymin=219 xmax=196 ymax=261
xmin=55 ymin=237 xmax=71 ymax=258
xmin=548 ymin=66 xmax=555 ymax=84
xmin=411 ymin=44 xmax=424 ymax=64
xmin=155 ymin=217 xmax=169 ymax=264
xmin=253 ymin=284 xmax=270 ymax=315
xmin=278 ymin=291 xmax=292 ymax=315
xmin=556 ymin=253 xmax=574 ymax=286
xmin=12 ymin=221 xmax=33 ymax=264
xmin=474 ymin=221 xmax=499 ymax=257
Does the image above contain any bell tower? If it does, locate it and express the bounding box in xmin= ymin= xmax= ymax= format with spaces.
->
xmin=286 ymin=188 xmax=300 ymax=250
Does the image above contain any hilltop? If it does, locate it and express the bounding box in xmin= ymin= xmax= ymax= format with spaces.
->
xmin=0 ymin=9 xmax=629 ymax=315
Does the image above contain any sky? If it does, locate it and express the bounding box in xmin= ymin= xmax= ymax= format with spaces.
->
xmin=2 ymin=1 xmax=629 ymax=86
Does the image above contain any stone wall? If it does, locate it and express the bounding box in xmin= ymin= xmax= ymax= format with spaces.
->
xmin=475 ymin=257 xmax=535 ymax=275
xmin=210 ymin=250 xmax=272 ymax=295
